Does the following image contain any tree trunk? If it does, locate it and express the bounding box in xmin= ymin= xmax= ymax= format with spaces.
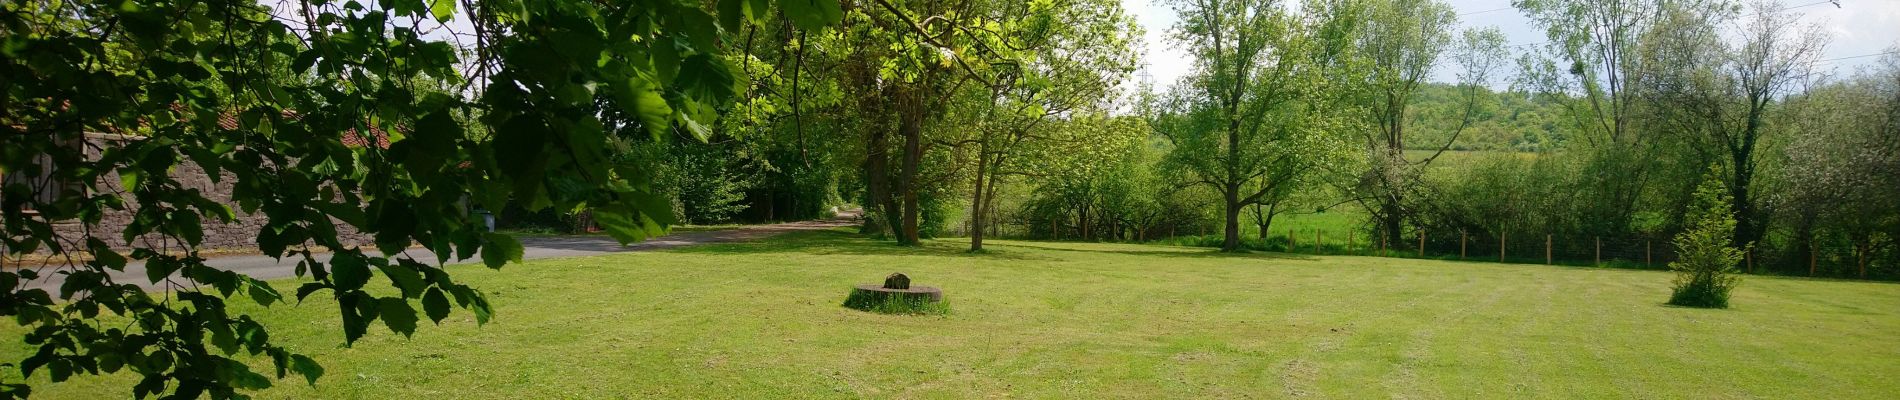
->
xmin=896 ymin=85 xmax=924 ymax=246
xmin=1730 ymin=148 xmax=1763 ymax=249
xmin=1222 ymin=186 xmax=1242 ymax=252
xmin=856 ymin=60 xmax=904 ymax=239
xmin=1079 ymin=205 xmax=1090 ymax=241
xmin=1255 ymin=202 xmax=1278 ymax=240
xmin=863 ymin=121 xmax=899 ymax=236
xmin=1379 ymin=199 xmax=1403 ymax=254
xmin=968 ymin=144 xmax=989 ymax=252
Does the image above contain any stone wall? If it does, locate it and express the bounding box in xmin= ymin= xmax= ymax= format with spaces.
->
xmin=41 ymin=134 xmax=372 ymax=253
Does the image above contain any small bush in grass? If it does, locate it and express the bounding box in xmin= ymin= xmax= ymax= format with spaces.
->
xmin=1668 ymin=168 xmax=1746 ymax=308
xmin=842 ymin=291 xmax=950 ymax=315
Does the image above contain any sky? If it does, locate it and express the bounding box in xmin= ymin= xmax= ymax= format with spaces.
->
xmin=1122 ymin=0 xmax=1900 ymax=91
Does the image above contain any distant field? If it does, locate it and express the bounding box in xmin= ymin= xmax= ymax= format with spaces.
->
xmin=10 ymin=229 xmax=1900 ymax=398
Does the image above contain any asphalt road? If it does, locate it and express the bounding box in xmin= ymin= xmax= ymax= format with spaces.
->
xmin=22 ymin=215 xmax=858 ymax=292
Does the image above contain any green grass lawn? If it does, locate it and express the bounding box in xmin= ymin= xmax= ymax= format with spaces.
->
xmin=11 ymin=229 xmax=1900 ymax=398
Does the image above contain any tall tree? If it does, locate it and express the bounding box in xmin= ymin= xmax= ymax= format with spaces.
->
xmin=1156 ymin=0 xmax=1356 ymax=251
xmin=955 ymin=0 xmax=1139 ymax=251
xmin=1514 ymin=0 xmax=1720 ymax=234
xmin=1639 ymin=0 xmax=1824 ymax=248
xmin=1775 ymin=50 xmax=1900 ymax=276
xmin=838 ymin=0 xmax=1012 ymax=246
xmin=1348 ymin=0 xmax=1506 ymax=247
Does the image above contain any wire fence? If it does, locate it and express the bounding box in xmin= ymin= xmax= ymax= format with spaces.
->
xmin=944 ymin=220 xmax=1898 ymax=281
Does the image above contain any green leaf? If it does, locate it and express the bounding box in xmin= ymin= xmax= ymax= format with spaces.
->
xmin=610 ymin=76 xmax=674 ymax=139
xmin=677 ymin=54 xmax=738 ymax=106
xmin=748 ymin=0 xmax=772 ymax=25
xmin=88 ymin=239 xmax=126 ymax=270
xmin=291 ymin=49 xmax=320 ymax=73
xmin=379 ymin=261 xmax=427 ymax=298
xmin=650 ymin=37 xmax=682 ymax=84
xmin=119 ymin=169 xmax=142 ymax=191
xmin=429 ymin=0 xmax=454 ymax=22
xmin=675 ymin=9 xmax=719 ymax=53
xmin=377 ymin=297 xmax=419 ymax=337
xmin=719 ymin=0 xmax=745 ymax=31
xmin=173 ymin=210 xmax=204 ymax=245
xmin=780 ymin=0 xmax=842 ymax=30
xmin=390 ymin=0 xmax=422 ymax=17
xmin=330 ymin=253 xmax=371 ymax=291
xmin=494 ymin=115 xmax=550 ymax=184
xmin=371 ymin=202 xmax=417 ymax=255
xmin=247 ymin=278 xmax=282 ymax=307
xmin=592 ymin=207 xmax=656 ymax=244
xmin=448 ymin=284 xmax=493 ymax=325
xmin=404 ymin=110 xmax=461 ymax=173
xmin=145 ymin=257 xmax=181 ymax=284
xmin=422 ymin=287 xmax=450 ymax=324
xmin=480 ymin=233 xmax=524 ymax=269
xmin=295 ymin=282 xmax=328 ymax=302
xmin=339 ymin=292 xmax=372 ymax=345
xmin=211 ymin=322 xmax=238 ymax=354
xmin=469 ymin=292 xmax=493 ymax=325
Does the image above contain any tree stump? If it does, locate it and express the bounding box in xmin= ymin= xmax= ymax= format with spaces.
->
xmin=843 ymin=273 xmax=943 ymax=312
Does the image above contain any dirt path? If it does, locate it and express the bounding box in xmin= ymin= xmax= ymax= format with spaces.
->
xmin=24 ymin=212 xmax=860 ymax=292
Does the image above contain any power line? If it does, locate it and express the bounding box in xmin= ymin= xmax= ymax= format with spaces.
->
xmin=1813 ymin=50 xmax=1900 ymax=64
xmin=1741 ymin=0 xmax=1840 ymax=17
xmin=1460 ymin=7 xmax=1512 ymax=17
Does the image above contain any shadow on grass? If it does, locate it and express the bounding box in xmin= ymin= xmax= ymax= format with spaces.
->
xmin=989 ymin=241 xmax=1318 ymax=261
xmin=664 ymin=229 xmax=1057 ymax=261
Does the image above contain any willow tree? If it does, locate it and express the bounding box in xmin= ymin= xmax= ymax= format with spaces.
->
xmin=1156 ymin=0 xmax=1358 ymax=251
xmin=0 ymin=0 xmax=840 ymax=397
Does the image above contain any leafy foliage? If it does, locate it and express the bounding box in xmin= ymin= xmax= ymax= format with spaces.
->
xmin=1153 ymin=0 xmax=1360 ymax=251
xmin=0 ymin=0 xmax=843 ymax=397
xmin=1667 ymin=167 xmax=1745 ymax=308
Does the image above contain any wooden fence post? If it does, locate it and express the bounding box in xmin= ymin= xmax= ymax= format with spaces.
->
xmin=1460 ymin=230 xmax=1467 ymax=259
xmin=1595 ymin=237 xmax=1601 ymax=266
xmin=1745 ymin=247 xmax=1752 ymax=274
xmin=1315 ymin=230 xmax=1322 ymax=254
xmin=1545 ymin=234 xmax=1552 ymax=265
xmin=1646 ymin=240 xmax=1652 ymax=268
xmin=1499 ymin=233 xmax=1506 ymax=263
xmin=1810 ymin=247 xmax=1817 ymax=276
xmin=1418 ymin=230 xmax=1425 ymax=258
xmin=1289 ymin=229 xmax=1297 ymax=252
xmin=1348 ymin=231 xmax=1355 ymax=254
xmin=1859 ymin=242 xmax=1867 ymax=278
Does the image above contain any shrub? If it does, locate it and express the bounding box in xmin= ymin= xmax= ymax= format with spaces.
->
xmin=1667 ymin=167 xmax=1746 ymax=308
